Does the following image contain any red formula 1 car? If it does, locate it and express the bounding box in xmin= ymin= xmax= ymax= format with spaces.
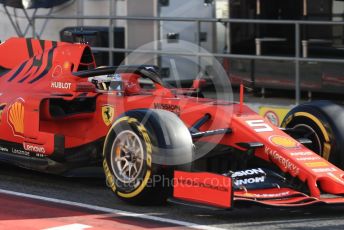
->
xmin=1 ymin=37 xmax=344 ymax=208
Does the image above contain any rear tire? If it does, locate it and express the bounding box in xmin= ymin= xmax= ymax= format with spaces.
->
xmin=103 ymin=109 xmax=193 ymax=204
xmin=281 ymin=101 xmax=344 ymax=169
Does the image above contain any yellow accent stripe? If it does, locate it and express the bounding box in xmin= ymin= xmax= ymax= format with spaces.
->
xmin=103 ymin=160 xmax=116 ymax=192
xmin=137 ymin=125 xmax=152 ymax=165
xmin=305 ymin=161 xmax=328 ymax=167
xmin=323 ymin=142 xmax=331 ymax=161
xmin=128 ymin=117 xmax=138 ymax=124
xmin=294 ymin=112 xmax=331 ymax=160
xmin=117 ymin=170 xmax=151 ymax=198
xmin=294 ymin=112 xmax=330 ymax=142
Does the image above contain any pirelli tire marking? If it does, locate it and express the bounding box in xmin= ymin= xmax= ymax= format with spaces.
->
xmin=103 ymin=159 xmax=116 ymax=192
xmin=284 ymin=112 xmax=331 ymax=160
xmin=103 ymin=116 xmax=153 ymax=199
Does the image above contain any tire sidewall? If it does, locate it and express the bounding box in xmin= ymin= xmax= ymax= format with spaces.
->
xmin=103 ymin=116 xmax=153 ymax=200
xmin=282 ymin=102 xmax=344 ymax=167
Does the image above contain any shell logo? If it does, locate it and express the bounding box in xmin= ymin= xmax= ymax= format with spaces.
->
xmin=269 ymin=135 xmax=300 ymax=149
xmin=8 ymin=101 xmax=25 ymax=135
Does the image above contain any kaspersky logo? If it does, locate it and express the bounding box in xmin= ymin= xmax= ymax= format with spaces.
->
xmin=8 ymin=100 xmax=25 ymax=136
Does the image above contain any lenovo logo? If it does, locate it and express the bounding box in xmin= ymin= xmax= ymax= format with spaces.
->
xmin=23 ymin=143 xmax=46 ymax=154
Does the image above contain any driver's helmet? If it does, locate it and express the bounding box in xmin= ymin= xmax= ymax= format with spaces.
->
xmin=109 ymin=74 xmax=123 ymax=91
xmin=88 ymin=73 xmax=123 ymax=91
xmin=89 ymin=73 xmax=140 ymax=94
xmin=88 ymin=74 xmax=112 ymax=90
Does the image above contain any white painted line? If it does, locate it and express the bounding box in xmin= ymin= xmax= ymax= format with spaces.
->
xmin=0 ymin=189 xmax=227 ymax=230
xmin=43 ymin=224 xmax=92 ymax=230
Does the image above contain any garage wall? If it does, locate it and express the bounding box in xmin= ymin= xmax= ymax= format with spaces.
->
xmin=0 ymin=0 xmax=126 ymax=42
xmin=125 ymin=0 xmax=158 ymax=65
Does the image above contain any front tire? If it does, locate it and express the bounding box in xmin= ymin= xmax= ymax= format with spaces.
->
xmin=282 ymin=101 xmax=344 ymax=169
xmin=103 ymin=109 xmax=193 ymax=204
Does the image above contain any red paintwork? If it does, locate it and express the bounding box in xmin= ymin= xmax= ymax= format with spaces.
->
xmin=1 ymin=37 xmax=344 ymax=208
xmin=174 ymin=171 xmax=232 ymax=208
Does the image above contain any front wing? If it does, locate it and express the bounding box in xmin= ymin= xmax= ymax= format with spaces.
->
xmin=173 ymin=171 xmax=344 ymax=209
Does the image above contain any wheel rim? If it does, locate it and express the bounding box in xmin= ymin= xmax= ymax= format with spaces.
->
xmin=293 ymin=124 xmax=322 ymax=154
xmin=110 ymin=130 xmax=144 ymax=184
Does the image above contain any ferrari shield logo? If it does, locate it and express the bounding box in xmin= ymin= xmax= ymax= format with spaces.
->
xmin=102 ymin=105 xmax=115 ymax=126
